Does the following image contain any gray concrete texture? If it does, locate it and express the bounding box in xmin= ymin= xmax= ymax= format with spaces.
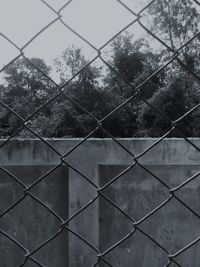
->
xmin=0 ymin=139 xmax=200 ymax=266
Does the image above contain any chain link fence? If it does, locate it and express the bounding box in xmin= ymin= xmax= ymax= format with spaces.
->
xmin=1 ymin=0 xmax=200 ymax=266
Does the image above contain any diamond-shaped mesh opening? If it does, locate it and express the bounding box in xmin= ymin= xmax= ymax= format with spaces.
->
xmin=100 ymin=230 xmax=169 ymax=267
xmin=0 ymin=195 xmax=61 ymax=250
xmin=0 ymin=0 xmax=56 ymax=47
xmin=140 ymin=197 xmax=200 ymax=253
xmin=24 ymin=21 xmax=97 ymax=84
xmin=100 ymin=164 xmax=169 ymax=220
xmin=60 ymin=0 xmax=135 ymax=48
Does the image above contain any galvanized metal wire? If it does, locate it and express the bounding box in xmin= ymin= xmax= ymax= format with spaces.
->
xmin=1 ymin=0 xmax=200 ymax=266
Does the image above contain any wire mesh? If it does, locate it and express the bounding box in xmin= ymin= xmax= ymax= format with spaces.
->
xmin=1 ymin=0 xmax=200 ymax=266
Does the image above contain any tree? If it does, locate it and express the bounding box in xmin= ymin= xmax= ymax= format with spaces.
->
xmin=139 ymin=0 xmax=200 ymax=137
xmin=47 ymin=46 xmax=113 ymax=137
xmin=54 ymin=45 xmax=100 ymax=83
xmin=149 ymin=0 xmax=200 ymax=47
xmin=102 ymin=33 xmax=161 ymax=137
xmin=0 ymin=57 xmax=53 ymax=137
xmin=139 ymin=73 xmax=200 ymax=137
xmin=51 ymin=44 xmax=142 ymax=138
xmin=105 ymin=33 xmax=160 ymax=99
xmin=149 ymin=0 xmax=200 ymax=70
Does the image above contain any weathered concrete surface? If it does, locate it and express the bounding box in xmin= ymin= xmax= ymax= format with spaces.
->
xmin=0 ymin=138 xmax=200 ymax=266
xmin=0 ymin=165 xmax=68 ymax=267
xmin=99 ymin=165 xmax=200 ymax=266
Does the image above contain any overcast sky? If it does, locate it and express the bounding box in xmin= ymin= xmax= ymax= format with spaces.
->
xmin=0 ymin=0 xmax=151 ymax=81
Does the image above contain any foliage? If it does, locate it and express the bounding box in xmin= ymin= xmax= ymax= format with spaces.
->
xmin=0 ymin=58 xmax=54 ymax=137
xmin=1 ymin=15 xmax=200 ymax=138
xmin=139 ymin=75 xmax=200 ymax=137
xmin=149 ymin=0 xmax=200 ymax=48
xmin=135 ymin=0 xmax=200 ymax=137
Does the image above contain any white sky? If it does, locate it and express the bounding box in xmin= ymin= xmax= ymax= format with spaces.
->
xmin=0 ymin=0 xmax=152 ymax=81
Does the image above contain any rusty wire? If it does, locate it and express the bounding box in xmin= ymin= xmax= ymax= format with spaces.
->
xmin=0 ymin=0 xmax=200 ymax=266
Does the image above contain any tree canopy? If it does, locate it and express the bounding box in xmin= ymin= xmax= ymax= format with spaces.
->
xmin=1 ymin=1 xmax=200 ymax=138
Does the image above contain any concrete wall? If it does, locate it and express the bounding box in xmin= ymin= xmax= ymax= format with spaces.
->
xmin=0 ymin=165 xmax=68 ymax=267
xmin=0 ymin=139 xmax=200 ymax=266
